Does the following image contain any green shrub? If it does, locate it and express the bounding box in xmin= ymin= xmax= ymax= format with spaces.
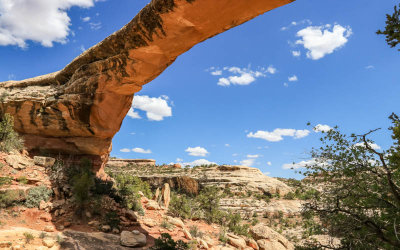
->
xmin=69 ymin=159 xmax=95 ymax=208
xmin=104 ymin=211 xmax=120 ymax=229
xmin=23 ymin=232 xmax=35 ymax=243
xmin=169 ymin=193 xmax=198 ymax=219
xmin=226 ymin=212 xmax=250 ymax=237
xmin=25 ymin=186 xmax=52 ymax=208
xmin=189 ymin=225 xmax=203 ymax=238
xmin=39 ymin=232 xmax=47 ymax=239
xmin=0 ymin=113 xmax=24 ymax=152
xmin=0 ymin=189 xmax=25 ymax=208
xmin=151 ymin=233 xmax=189 ymax=250
xmin=161 ymin=219 xmax=173 ymax=230
xmin=111 ymin=174 xmax=152 ymax=211
xmin=283 ymin=192 xmax=296 ymax=200
xmin=0 ymin=176 xmax=12 ymax=186
xmin=16 ymin=176 xmax=28 ymax=184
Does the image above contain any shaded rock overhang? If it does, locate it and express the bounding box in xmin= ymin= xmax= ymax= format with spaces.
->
xmin=0 ymin=0 xmax=294 ymax=170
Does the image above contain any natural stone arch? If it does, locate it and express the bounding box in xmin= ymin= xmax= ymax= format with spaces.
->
xmin=0 ymin=0 xmax=294 ymax=174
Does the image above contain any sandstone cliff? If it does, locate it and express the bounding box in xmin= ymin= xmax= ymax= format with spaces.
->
xmin=0 ymin=0 xmax=294 ymax=172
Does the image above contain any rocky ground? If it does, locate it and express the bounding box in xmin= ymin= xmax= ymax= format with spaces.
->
xmin=0 ymin=152 xmax=337 ymax=249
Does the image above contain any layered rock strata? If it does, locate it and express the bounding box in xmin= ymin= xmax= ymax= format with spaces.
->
xmin=0 ymin=0 xmax=294 ymax=172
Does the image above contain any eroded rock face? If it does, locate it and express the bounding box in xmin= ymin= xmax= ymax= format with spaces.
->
xmin=0 ymin=0 xmax=294 ymax=172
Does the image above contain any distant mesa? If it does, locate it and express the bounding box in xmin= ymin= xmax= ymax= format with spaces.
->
xmin=0 ymin=0 xmax=294 ymax=174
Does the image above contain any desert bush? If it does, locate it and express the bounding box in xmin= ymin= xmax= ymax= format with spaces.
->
xmin=0 ymin=113 xmax=23 ymax=152
xmin=16 ymin=176 xmax=28 ymax=184
xmin=111 ymin=174 xmax=152 ymax=211
xmin=151 ymin=233 xmax=189 ymax=250
xmin=25 ymin=186 xmax=52 ymax=208
xmin=104 ymin=211 xmax=120 ymax=229
xmin=225 ymin=212 xmax=250 ymax=237
xmin=0 ymin=176 xmax=12 ymax=186
xmin=283 ymin=191 xmax=296 ymax=200
xmin=69 ymin=158 xmax=95 ymax=207
xmin=0 ymin=189 xmax=25 ymax=208
xmin=23 ymin=232 xmax=34 ymax=243
xmin=169 ymin=192 xmax=198 ymax=219
xmin=189 ymin=225 xmax=204 ymax=238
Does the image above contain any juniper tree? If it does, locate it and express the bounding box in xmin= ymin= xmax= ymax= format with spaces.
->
xmin=301 ymin=114 xmax=400 ymax=249
xmin=377 ymin=4 xmax=400 ymax=50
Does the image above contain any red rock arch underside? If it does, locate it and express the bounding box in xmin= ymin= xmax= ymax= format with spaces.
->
xmin=0 ymin=0 xmax=294 ymax=175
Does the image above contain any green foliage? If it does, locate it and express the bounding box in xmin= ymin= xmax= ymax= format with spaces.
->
xmin=218 ymin=229 xmax=228 ymax=244
xmin=189 ymin=225 xmax=203 ymax=238
xmin=0 ymin=189 xmax=25 ymax=208
xmin=104 ymin=211 xmax=120 ymax=229
xmin=225 ymin=212 xmax=250 ymax=237
xmin=23 ymin=232 xmax=35 ymax=243
xmin=169 ymin=192 xmax=198 ymax=219
xmin=161 ymin=219 xmax=173 ymax=230
xmin=169 ymin=186 xmax=249 ymax=236
xmin=377 ymin=4 xmax=400 ymax=50
xmin=110 ymin=173 xmax=152 ymax=211
xmin=70 ymin=159 xmax=95 ymax=207
xmin=25 ymin=186 xmax=52 ymax=208
xmin=39 ymin=232 xmax=47 ymax=239
xmin=0 ymin=176 xmax=12 ymax=186
xmin=151 ymin=233 xmax=189 ymax=250
xmin=302 ymin=114 xmax=400 ymax=249
xmin=16 ymin=176 xmax=28 ymax=184
xmin=0 ymin=113 xmax=23 ymax=152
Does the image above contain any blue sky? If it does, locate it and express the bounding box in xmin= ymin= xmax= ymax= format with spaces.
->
xmin=0 ymin=0 xmax=399 ymax=179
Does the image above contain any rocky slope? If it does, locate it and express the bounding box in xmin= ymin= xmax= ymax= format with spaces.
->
xmin=0 ymin=152 xmax=300 ymax=250
xmin=0 ymin=0 xmax=294 ymax=173
xmin=107 ymin=163 xmax=292 ymax=196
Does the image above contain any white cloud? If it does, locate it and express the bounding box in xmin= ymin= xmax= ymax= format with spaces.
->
xmin=176 ymin=158 xmax=183 ymax=162
xmin=313 ymin=124 xmax=332 ymax=132
xmin=296 ymin=24 xmax=352 ymax=60
xmin=81 ymin=16 xmax=91 ymax=22
xmin=267 ymin=161 xmax=272 ymax=166
xmin=292 ymin=51 xmax=301 ymax=57
xmin=185 ymin=146 xmax=209 ymax=157
xmin=89 ymin=22 xmax=102 ymax=30
xmin=288 ymin=75 xmax=298 ymax=82
xmin=209 ymin=66 xmax=277 ymax=87
xmin=263 ymin=172 xmax=271 ymax=176
xmin=282 ymin=159 xmax=317 ymax=170
xmin=281 ymin=19 xmax=312 ymax=31
xmin=283 ymin=82 xmax=289 ymax=87
xmin=225 ymin=144 xmax=230 ymax=147
xmin=129 ymin=95 xmax=172 ymax=121
xmin=120 ymin=148 xmax=130 ymax=153
xmin=132 ymin=148 xmax=152 ymax=154
xmin=0 ymin=0 xmax=99 ymax=48
xmin=183 ymin=159 xmax=216 ymax=167
xmin=211 ymin=70 xmax=222 ymax=76
xmin=365 ymin=65 xmax=375 ymax=70
xmin=247 ymin=154 xmax=260 ymax=158
xmin=241 ymin=158 xmax=255 ymax=167
xmin=232 ymin=153 xmax=238 ymax=157
xmin=247 ymin=128 xmax=310 ymax=142
xmin=354 ymin=142 xmax=381 ymax=150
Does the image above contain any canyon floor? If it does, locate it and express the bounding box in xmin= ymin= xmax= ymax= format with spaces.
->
xmin=0 ymin=152 xmax=337 ymax=249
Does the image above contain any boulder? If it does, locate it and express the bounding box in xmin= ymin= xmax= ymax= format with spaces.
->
xmin=33 ymin=156 xmax=56 ymax=167
xmin=165 ymin=216 xmax=184 ymax=228
xmin=44 ymin=225 xmax=55 ymax=232
xmin=42 ymin=238 xmax=56 ymax=248
xmin=161 ymin=183 xmax=171 ymax=209
xmin=120 ymin=230 xmax=146 ymax=247
xmin=227 ymin=233 xmax=247 ymax=249
xmin=183 ymin=229 xmax=192 ymax=240
xmin=250 ymin=223 xmax=293 ymax=250
xmin=5 ymin=154 xmax=31 ymax=170
xmin=142 ymin=218 xmax=157 ymax=228
xmin=125 ymin=210 xmax=138 ymax=221
xmin=145 ymin=200 xmax=161 ymax=210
